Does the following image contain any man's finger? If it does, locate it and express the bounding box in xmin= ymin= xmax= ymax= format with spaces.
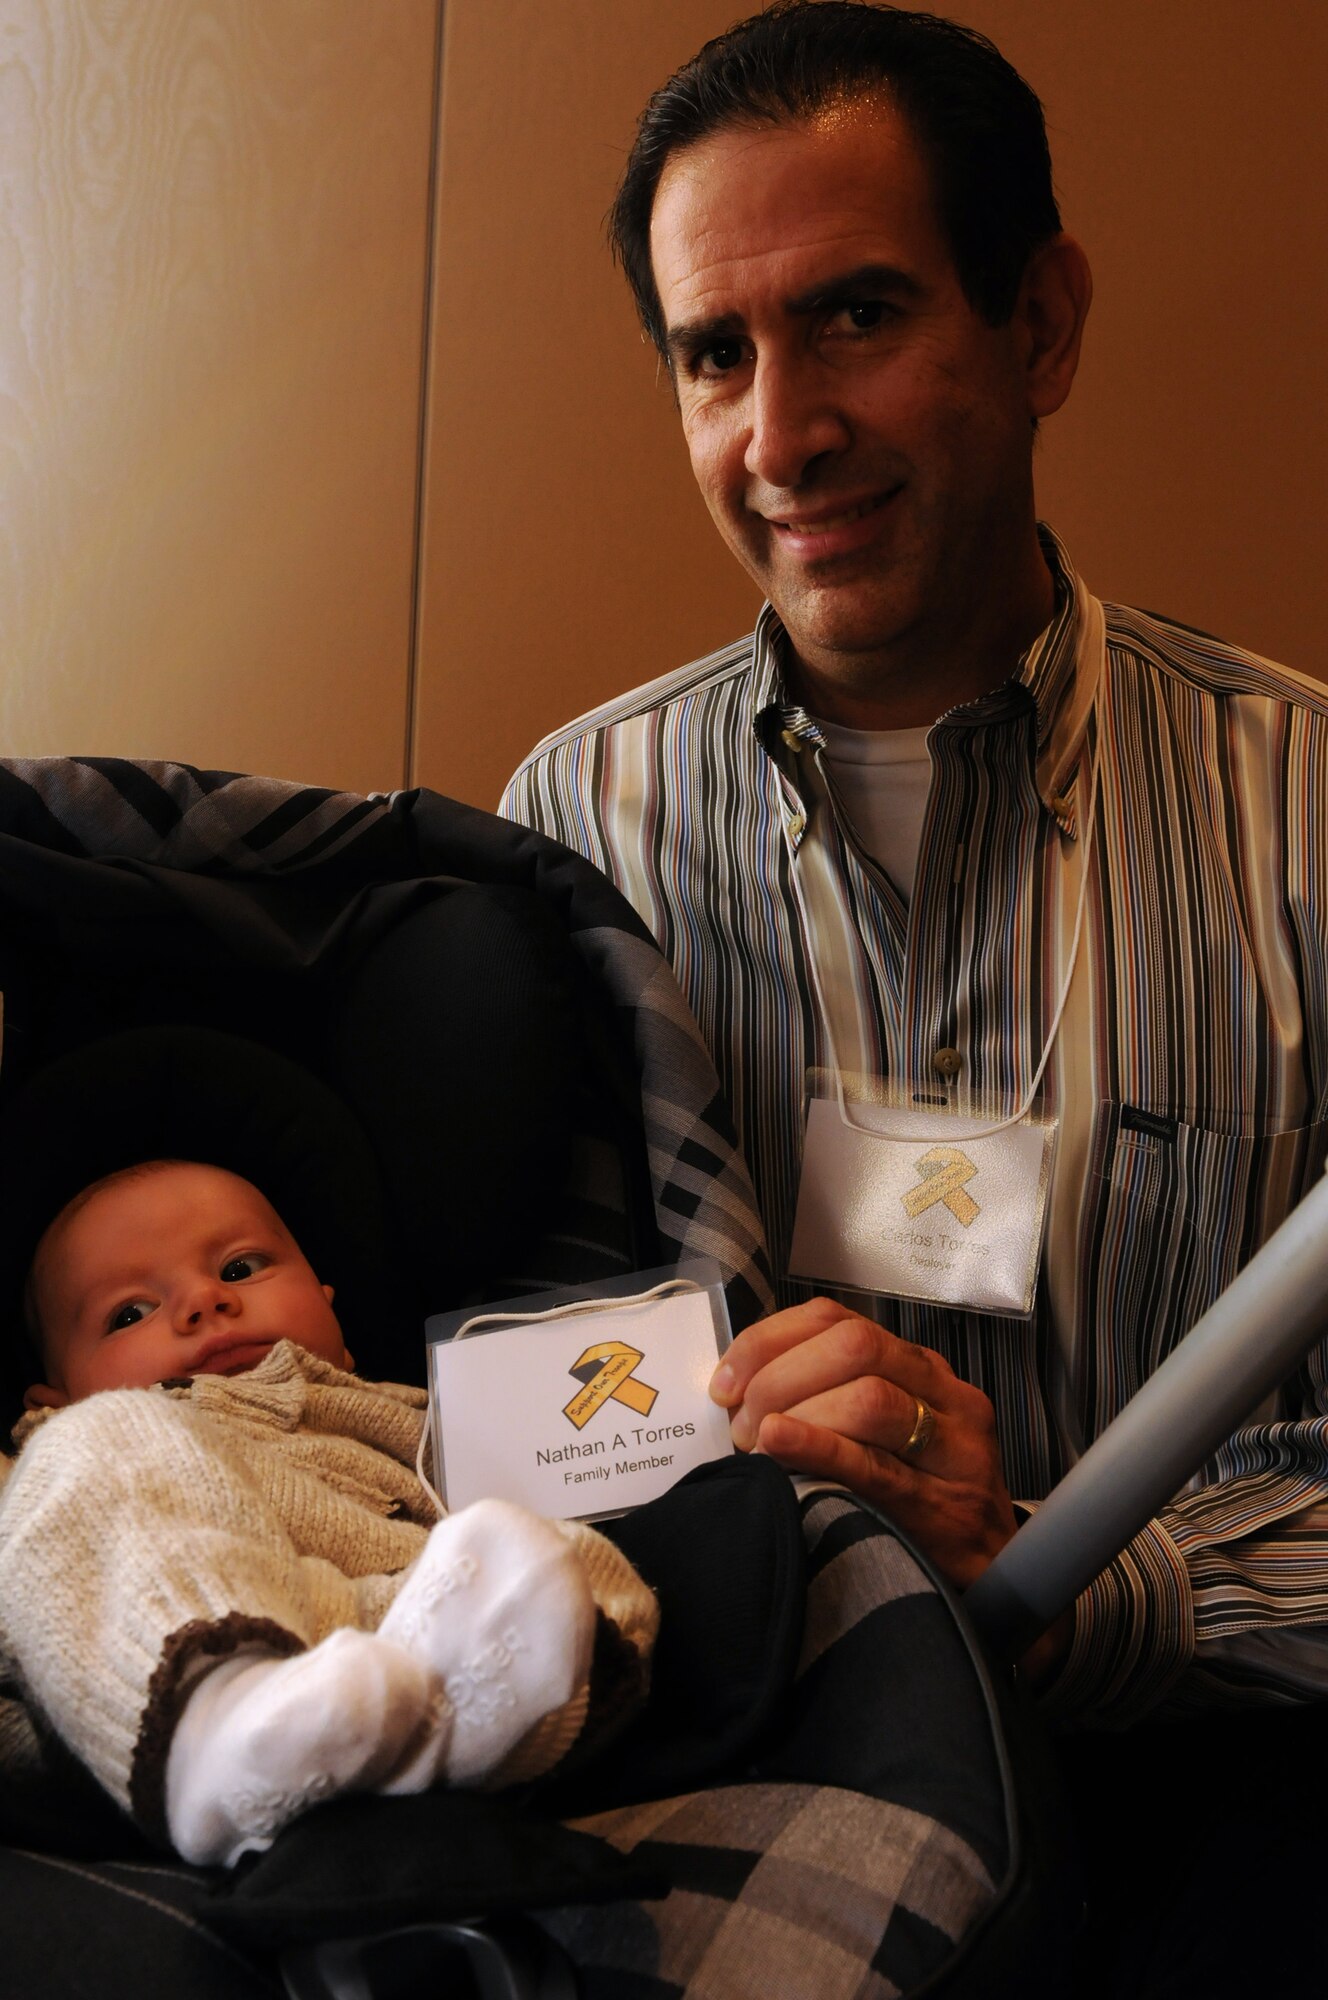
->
xmin=753 ymin=1411 xmax=918 ymax=1513
xmin=710 ymin=1297 xmax=851 ymax=1405
xmin=726 ymin=1316 xmax=952 ymax=1437
xmin=752 ymin=1413 xmax=1017 ymax=1589
xmin=781 ymin=1378 xmax=944 ymax=1462
xmin=732 ymin=1370 xmax=921 ymax=1454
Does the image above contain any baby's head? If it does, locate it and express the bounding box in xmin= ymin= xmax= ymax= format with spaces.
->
xmin=24 ymin=1159 xmax=352 ymax=1412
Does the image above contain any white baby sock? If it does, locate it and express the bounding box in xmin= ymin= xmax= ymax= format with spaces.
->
xmin=164 ymin=1627 xmax=451 ymax=1868
xmin=165 ymin=1502 xmax=598 ymax=1866
xmin=378 ymin=1498 xmax=597 ymax=1787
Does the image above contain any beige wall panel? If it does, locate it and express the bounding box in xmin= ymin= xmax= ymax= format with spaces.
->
xmin=415 ymin=0 xmax=758 ymax=811
xmin=416 ymin=0 xmax=1326 ymax=812
xmin=0 ymin=0 xmax=439 ymax=795
xmin=946 ymin=0 xmax=1327 ymax=680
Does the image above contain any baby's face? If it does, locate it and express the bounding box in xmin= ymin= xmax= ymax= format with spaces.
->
xmin=31 ymin=1162 xmax=351 ymax=1405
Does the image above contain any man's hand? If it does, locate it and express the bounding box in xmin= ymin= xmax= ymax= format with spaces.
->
xmin=710 ymin=1296 xmax=1019 ymax=1590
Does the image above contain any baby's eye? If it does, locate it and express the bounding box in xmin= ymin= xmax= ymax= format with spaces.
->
xmin=220 ymin=1252 xmax=272 ymax=1283
xmin=108 ymin=1299 xmax=155 ymax=1332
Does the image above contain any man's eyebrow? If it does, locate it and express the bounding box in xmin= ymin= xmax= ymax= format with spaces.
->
xmin=663 ymin=263 xmax=925 ymax=364
xmin=786 ymin=262 xmax=925 ymax=313
xmin=663 ymin=309 xmax=746 ymax=366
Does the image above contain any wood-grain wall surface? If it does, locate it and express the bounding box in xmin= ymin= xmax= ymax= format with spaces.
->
xmin=5 ymin=5 xmax=1322 ymax=811
xmin=414 ymin=0 xmax=760 ymax=814
xmin=415 ymin=0 xmax=1327 ymax=812
xmin=0 ymin=0 xmax=438 ymax=795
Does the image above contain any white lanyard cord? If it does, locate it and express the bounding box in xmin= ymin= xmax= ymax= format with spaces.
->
xmin=449 ymin=1278 xmax=701 ymax=1344
xmin=415 ymin=1412 xmax=449 ymax=1518
xmin=788 ymin=710 xmax=1102 ymax=1146
xmin=414 ymin=1278 xmax=702 ymax=1518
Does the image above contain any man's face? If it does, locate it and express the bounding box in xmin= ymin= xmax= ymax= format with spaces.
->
xmin=30 ymin=1161 xmax=350 ymax=1404
xmin=650 ymin=102 xmax=1046 ymax=712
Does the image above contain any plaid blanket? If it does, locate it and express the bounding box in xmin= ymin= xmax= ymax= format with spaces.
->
xmin=538 ymin=1490 xmax=1008 ymax=1997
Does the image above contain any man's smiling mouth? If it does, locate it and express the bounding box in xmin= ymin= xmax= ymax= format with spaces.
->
xmin=768 ymin=489 xmax=899 ymax=536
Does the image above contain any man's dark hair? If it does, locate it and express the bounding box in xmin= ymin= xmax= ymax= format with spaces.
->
xmin=609 ymin=0 xmax=1061 ymax=353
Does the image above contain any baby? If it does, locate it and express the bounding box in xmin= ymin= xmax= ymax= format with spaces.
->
xmin=0 ymin=1159 xmax=657 ymax=1867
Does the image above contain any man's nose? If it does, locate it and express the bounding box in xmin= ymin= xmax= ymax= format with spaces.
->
xmin=743 ymin=354 xmax=850 ymax=490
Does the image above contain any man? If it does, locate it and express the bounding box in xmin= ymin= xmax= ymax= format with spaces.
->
xmin=504 ymin=3 xmax=1328 ymax=1731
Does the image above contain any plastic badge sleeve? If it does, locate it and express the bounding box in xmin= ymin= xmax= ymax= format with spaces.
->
xmin=425 ymin=1260 xmax=735 ymax=1523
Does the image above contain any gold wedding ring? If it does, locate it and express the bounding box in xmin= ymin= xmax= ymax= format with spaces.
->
xmin=900 ymin=1396 xmax=937 ymax=1460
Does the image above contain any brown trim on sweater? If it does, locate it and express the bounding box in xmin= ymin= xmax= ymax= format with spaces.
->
xmin=129 ymin=1613 xmax=305 ymax=1847
xmin=551 ymin=1610 xmax=650 ymax=1786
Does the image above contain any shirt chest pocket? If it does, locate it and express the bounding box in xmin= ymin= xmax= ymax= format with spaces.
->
xmin=1080 ymin=1104 xmax=1327 ymax=1431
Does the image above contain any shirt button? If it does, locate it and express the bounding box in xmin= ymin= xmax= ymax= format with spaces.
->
xmin=932 ymin=1046 xmax=963 ymax=1079
xmin=787 ymin=811 xmax=806 ymax=839
xmin=781 ymin=727 xmax=802 ymax=753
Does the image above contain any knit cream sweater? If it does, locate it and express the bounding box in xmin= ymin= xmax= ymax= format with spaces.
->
xmin=0 ymin=1342 xmax=657 ymax=1842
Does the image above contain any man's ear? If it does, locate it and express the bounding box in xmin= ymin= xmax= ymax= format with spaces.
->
xmin=23 ymin=1382 xmax=69 ymax=1413
xmin=1017 ymin=233 xmax=1092 ymax=422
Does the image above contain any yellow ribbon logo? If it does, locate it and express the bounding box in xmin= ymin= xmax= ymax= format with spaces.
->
xmin=563 ymin=1340 xmax=659 ymax=1431
xmin=902 ymin=1145 xmax=980 ymax=1226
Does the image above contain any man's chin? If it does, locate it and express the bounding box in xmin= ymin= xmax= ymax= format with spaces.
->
xmin=768 ymin=549 xmax=920 ymax=634
xmin=776 ymin=597 xmax=920 ymax=678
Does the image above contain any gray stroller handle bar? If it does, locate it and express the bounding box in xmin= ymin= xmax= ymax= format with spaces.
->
xmin=964 ymin=1163 xmax=1328 ymax=1662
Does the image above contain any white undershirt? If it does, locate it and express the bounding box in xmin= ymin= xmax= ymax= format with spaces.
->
xmin=816 ymin=719 xmax=932 ymax=902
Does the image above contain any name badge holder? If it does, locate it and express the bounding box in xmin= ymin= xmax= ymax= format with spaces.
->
xmin=784 ymin=636 xmax=1105 ymax=1321
xmin=789 ymin=1076 xmax=1057 ymax=1318
xmin=425 ymin=1260 xmax=735 ymax=1523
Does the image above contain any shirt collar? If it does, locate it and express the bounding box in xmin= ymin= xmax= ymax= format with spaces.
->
xmin=749 ymin=524 xmax=1098 ymax=836
xmin=1021 ymin=527 xmax=1100 ymax=831
xmin=750 ymin=601 xmax=796 ymax=736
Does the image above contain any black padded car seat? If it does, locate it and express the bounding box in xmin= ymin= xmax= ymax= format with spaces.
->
xmin=0 ymin=758 xmax=1079 ymax=2000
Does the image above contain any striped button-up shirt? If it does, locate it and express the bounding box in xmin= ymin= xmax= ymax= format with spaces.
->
xmin=503 ymin=532 xmax=1328 ymax=1721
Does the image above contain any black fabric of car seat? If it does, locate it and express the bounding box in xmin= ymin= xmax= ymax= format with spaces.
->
xmin=0 ymin=763 xmax=1076 ymax=1998
xmin=324 ymin=883 xmax=656 ymax=1316
xmin=549 ymin=1454 xmax=808 ymax=1814
xmin=195 ymin=1790 xmax=666 ymax=1955
xmin=0 ymin=1024 xmax=416 ymax=1401
xmin=0 ymin=765 xmax=773 ymax=1339
xmin=0 ymin=882 xmax=652 ymax=1406
xmin=0 ymin=1846 xmax=279 ymax=2000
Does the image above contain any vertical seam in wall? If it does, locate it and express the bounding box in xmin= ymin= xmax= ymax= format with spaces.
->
xmin=402 ymin=0 xmax=447 ymax=792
